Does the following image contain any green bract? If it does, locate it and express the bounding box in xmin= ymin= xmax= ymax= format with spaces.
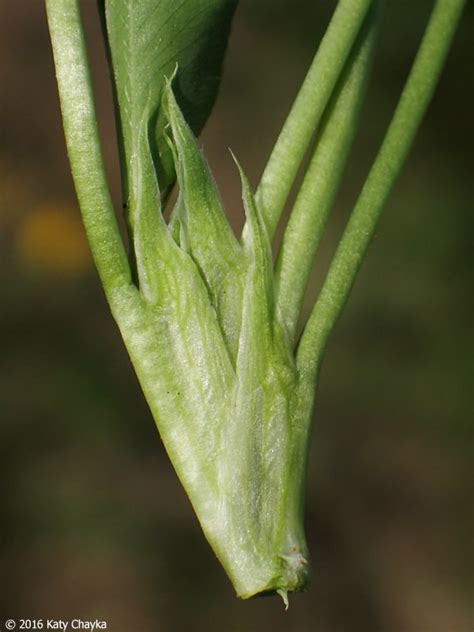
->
xmin=108 ymin=83 xmax=311 ymax=597
xmin=45 ymin=0 xmax=465 ymax=603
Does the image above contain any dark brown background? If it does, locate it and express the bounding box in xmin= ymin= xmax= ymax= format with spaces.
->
xmin=0 ymin=1 xmax=472 ymax=630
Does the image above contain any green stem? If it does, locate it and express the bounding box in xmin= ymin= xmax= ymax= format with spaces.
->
xmin=45 ymin=0 xmax=131 ymax=292
xmin=296 ymin=0 xmax=466 ymax=387
xmin=255 ymin=0 xmax=374 ymax=240
xmin=275 ymin=3 xmax=380 ymax=344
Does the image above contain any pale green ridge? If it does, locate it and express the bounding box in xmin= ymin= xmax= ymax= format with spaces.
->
xmin=223 ymin=162 xmax=309 ymax=596
xmin=130 ymin=101 xmax=173 ymax=303
xmin=164 ymin=82 xmax=242 ymax=268
xmin=238 ymin=157 xmax=274 ymax=343
xmin=163 ymin=83 xmax=246 ymax=362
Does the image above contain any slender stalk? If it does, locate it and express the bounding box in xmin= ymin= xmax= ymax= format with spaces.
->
xmin=296 ymin=0 xmax=466 ymax=387
xmin=45 ymin=0 xmax=131 ymax=292
xmin=255 ymin=0 xmax=374 ymax=240
xmin=275 ymin=3 xmax=380 ymax=344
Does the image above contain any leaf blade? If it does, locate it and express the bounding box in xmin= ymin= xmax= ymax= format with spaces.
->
xmin=102 ymin=0 xmax=238 ymax=201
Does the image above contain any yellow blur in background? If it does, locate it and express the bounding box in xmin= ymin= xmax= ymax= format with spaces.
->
xmin=16 ymin=202 xmax=91 ymax=278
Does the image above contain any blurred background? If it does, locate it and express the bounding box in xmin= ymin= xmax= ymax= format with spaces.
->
xmin=0 ymin=1 xmax=472 ymax=630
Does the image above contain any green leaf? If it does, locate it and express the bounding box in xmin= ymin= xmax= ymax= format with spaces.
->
xmin=101 ymin=0 xmax=238 ymax=206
